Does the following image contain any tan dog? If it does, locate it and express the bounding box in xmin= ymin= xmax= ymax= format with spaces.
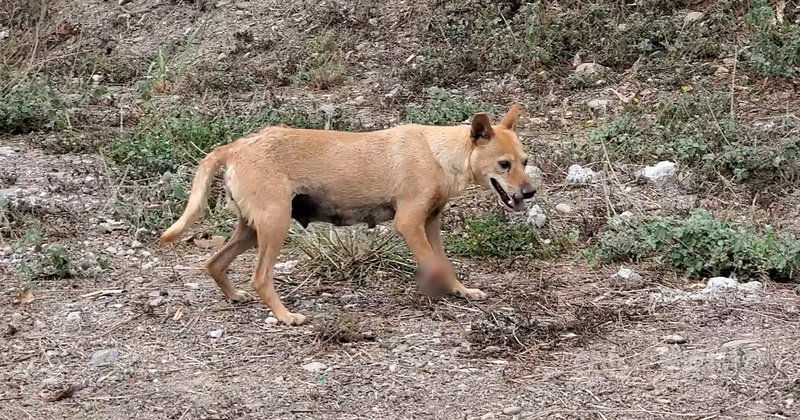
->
xmin=160 ymin=104 xmax=536 ymax=325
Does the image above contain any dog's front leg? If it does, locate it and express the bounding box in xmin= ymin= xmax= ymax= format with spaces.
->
xmin=425 ymin=212 xmax=487 ymax=300
xmin=394 ymin=203 xmax=451 ymax=297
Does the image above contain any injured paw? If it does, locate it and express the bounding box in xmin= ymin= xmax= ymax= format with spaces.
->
xmin=228 ymin=290 xmax=253 ymax=303
xmin=455 ymin=287 xmax=488 ymax=300
xmin=277 ymin=312 xmax=307 ymax=326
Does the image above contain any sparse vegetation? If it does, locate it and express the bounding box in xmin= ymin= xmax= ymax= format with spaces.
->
xmin=447 ymin=213 xmax=574 ymax=259
xmin=14 ymin=231 xmax=73 ymax=280
xmin=0 ymin=69 xmax=71 ymax=135
xmin=590 ymin=210 xmax=800 ymax=281
xmin=404 ymin=87 xmax=492 ymax=125
xmin=315 ymin=310 xmax=369 ymax=344
xmin=566 ymin=93 xmax=800 ymax=191
xmin=109 ymin=105 xmax=359 ymax=180
xmin=746 ymin=0 xmax=800 ymax=78
xmin=289 ymin=224 xmax=415 ymax=285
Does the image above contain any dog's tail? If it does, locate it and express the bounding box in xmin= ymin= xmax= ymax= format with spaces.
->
xmin=160 ymin=146 xmax=229 ymax=244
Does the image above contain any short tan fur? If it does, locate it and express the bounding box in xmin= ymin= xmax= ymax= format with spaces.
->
xmin=161 ymin=104 xmax=535 ymax=325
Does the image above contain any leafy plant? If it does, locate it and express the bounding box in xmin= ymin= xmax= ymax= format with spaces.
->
xmin=404 ymin=87 xmax=492 ymax=126
xmin=447 ymin=213 xmax=570 ymax=259
xmin=0 ymin=68 xmax=71 ymax=135
xmin=746 ymin=0 xmax=800 ymax=78
xmin=568 ymin=93 xmax=800 ymax=191
xmin=589 ymin=210 xmax=800 ymax=281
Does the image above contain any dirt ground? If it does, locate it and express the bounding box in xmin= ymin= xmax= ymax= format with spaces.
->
xmin=3 ymin=0 xmax=800 ymax=419
xmin=2 ymin=140 xmax=799 ymax=419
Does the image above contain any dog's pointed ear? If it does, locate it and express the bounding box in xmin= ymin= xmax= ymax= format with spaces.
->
xmin=470 ymin=113 xmax=494 ymax=143
xmin=499 ymin=104 xmax=522 ymax=130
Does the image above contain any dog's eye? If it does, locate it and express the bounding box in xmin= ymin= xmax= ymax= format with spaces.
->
xmin=499 ymin=160 xmax=511 ymax=170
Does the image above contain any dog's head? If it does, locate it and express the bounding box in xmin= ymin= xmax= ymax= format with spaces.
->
xmin=469 ymin=104 xmax=536 ymax=212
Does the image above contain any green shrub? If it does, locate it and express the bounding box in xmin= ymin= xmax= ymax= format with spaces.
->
xmin=0 ymin=69 xmax=70 ymax=135
xmin=447 ymin=213 xmax=572 ymax=259
xmin=746 ymin=0 xmax=800 ymax=78
xmin=568 ymin=94 xmax=800 ymax=190
xmin=17 ymin=245 xmax=74 ymax=280
xmin=404 ymin=87 xmax=493 ymax=126
xmin=589 ymin=210 xmax=800 ymax=281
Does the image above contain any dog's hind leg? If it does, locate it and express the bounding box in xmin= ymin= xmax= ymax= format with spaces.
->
xmin=204 ymin=216 xmax=257 ymax=303
xmin=251 ymin=203 xmax=306 ymax=325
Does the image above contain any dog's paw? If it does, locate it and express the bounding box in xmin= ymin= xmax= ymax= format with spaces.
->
xmin=456 ymin=287 xmax=488 ymax=300
xmin=278 ymin=312 xmax=308 ymax=326
xmin=229 ymin=290 xmax=253 ymax=304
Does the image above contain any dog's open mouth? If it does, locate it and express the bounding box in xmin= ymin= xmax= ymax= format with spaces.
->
xmin=490 ymin=178 xmax=525 ymax=211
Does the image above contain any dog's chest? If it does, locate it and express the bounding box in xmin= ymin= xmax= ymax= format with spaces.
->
xmin=291 ymin=194 xmax=395 ymax=228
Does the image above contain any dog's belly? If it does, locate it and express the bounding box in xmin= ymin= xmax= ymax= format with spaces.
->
xmin=291 ymin=194 xmax=396 ymax=228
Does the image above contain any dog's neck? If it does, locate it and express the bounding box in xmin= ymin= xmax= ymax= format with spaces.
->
xmin=427 ymin=126 xmax=477 ymax=198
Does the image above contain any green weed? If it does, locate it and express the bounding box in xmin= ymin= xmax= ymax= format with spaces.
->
xmin=746 ymin=0 xmax=800 ymax=78
xmin=404 ymin=87 xmax=493 ymax=126
xmin=589 ymin=210 xmax=800 ymax=281
xmin=446 ymin=213 xmax=572 ymax=259
xmin=567 ymin=93 xmax=800 ymax=191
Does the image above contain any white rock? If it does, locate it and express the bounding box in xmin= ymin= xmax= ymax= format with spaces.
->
xmin=184 ymin=282 xmax=200 ymax=290
xmin=131 ymin=240 xmax=143 ymax=249
xmin=526 ymin=205 xmax=547 ymax=228
xmin=586 ymin=99 xmax=609 ymax=112
xmin=89 ymin=349 xmax=120 ymax=367
xmin=264 ymin=317 xmax=278 ymax=326
xmin=555 ymin=203 xmax=572 ymax=214
xmin=91 ymin=74 xmax=103 ymax=83
xmin=66 ymin=311 xmax=81 ymax=323
xmin=662 ymin=334 xmax=687 ymax=344
xmin=302 ymin=361 xmax=327 ymax=373
xmin=524 ymin=165 xmax=544 ymax=187
xmin=684 ymin=11 xmax=705 ymax=24
xmin=503 ymin=406 xmax=522 ymax=415
xmin=148 ymin=296 xmax=165 ymax=307
xmin=640 ymin=161 xmax=677 ymax=187
xmin=611 ymin=268 xmax=643 ymax=289
xmin=574 ymin=62 xmax=605 ymax=75
xmin=209 ymin=329 xmax=224 ymax=338
xmin=702 ymin=277 xmax=738 ymax=294
xmin=565 ymin=164 xmax=596 ymax=185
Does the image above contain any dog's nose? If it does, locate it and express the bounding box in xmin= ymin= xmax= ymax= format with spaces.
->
xmin=520 ymin=182 xmax=536 ymax=199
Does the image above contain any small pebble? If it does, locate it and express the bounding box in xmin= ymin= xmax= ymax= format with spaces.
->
xmin=264 ymin=317 xmax=278 ymax=326
xmin=209 ymin=329 xmax=224 ymax=338
xmin=555 ymin=203 xmax=572 ymax=213
xmin=148 ymin=296 xmax=165 ymax=307
xmin=303 ymin=361 xmax=327 ymax=373
xmin=503 ymin=406 xmax=522 ymax=415
xmin=184 ymin=283 xmax=200 ymax=290
xmin=663 ymin=334 xmax=686 ymax=344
